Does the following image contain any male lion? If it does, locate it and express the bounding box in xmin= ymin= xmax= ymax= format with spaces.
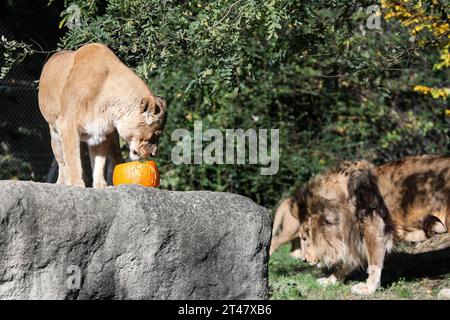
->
xmin=289 ymin=155 xmax=449 ymax=295
xmin=38 ymin=43 xmax=167 ymax=188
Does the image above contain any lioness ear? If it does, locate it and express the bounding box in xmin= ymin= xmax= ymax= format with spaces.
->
xmin=348 ymin=168 xmax=388 ymax=219
xmin=141 ymin=96 xmax=166 ymax=115
xmin=154 ymin=96 xmax=166 ymax=115
xmin=140 ymin=96 xmax=156 ymax=114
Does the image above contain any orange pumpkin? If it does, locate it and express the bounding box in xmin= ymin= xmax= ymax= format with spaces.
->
xmin=113 ymin=161 xmax=160 ymax=187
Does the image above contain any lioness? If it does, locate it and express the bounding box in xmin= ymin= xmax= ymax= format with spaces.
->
xmin=38 ymin=43 xmax=167 ymax=188
xmin=289 ymin=155 xmax=449 ymax=295
xmin=270 ymin=197 xmax=301 ymax=258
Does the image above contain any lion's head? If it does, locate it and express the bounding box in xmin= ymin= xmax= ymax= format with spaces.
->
xmin=290 ymin=161 xmax=390 ymax=270
xmin=292 ymin=189 xmax=355 ymax=267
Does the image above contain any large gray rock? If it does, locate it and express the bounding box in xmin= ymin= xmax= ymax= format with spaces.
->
xmin=0 ymin=181 xmax=271 ymax=299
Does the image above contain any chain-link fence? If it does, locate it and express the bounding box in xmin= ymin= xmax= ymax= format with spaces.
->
xmin=0 ymin=18 xmax=55 ymax=182
xmin=0 ymin=63 xmax=55 ymax=182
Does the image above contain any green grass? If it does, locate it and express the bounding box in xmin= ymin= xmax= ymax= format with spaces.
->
xmin=269 ymin=243 xmax=450 ymax=300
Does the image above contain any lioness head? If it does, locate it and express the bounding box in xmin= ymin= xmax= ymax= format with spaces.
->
xmin=117 ymin=95 xmax=167 ymax=160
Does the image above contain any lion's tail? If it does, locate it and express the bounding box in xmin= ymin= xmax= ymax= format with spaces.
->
xmin=272 ymin=197 xmax=291 ymax=235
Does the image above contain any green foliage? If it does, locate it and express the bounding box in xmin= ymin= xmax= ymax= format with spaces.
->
xmin=0 ymin=36 xmax=33 ymax=78
xmin=18 ymin=1 xmax=450 ymax=207
xmin=0 ymin=142 xmax=34 ymax=180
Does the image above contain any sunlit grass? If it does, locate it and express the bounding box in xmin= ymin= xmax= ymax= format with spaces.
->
xmin=269 ymin=243 xmax=450 ymax=300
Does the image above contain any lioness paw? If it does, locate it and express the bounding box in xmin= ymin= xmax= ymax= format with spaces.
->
xmin=351 ymin=283 xmax=376 ymax=296
xmin=93 ymin=180 xmax=107 ymax=189
xmin=67 ymin=179 xmax=85 ymax=188
xmin=317 ymin=276 xmax=338 ymax=286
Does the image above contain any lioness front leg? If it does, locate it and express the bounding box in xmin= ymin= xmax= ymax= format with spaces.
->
xmin=351 ymin=215 xmax=386 ymax=296
xmin=60 ymin=123 xmax=85 ymax=187
xmin=88 ymin=138 xmax=111 ymax=189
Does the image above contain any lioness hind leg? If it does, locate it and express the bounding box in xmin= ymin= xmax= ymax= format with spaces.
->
xmin=405 ymin=215 xmax=449 ymax=243
xmin=438 ymin=210 xmax=450 ymax=234
xmin=270 ymin=227 xmax=299 ymax=256
xmin=423 ymin=215 xmax=447 ymax=238
xmin=270 ymin=201 xmax=300 ymax=256
xmin=50 ymin=127 xmax=66 ymax=184
xmin=88 ymin=138 xmax=111 ymax=189
xmin=270 ymin=233 xmax=296 ymax=256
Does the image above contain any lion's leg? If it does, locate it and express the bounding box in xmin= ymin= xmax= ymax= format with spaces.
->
xmin=88 ymin=138 xmax=111 ymax=189
xmin=60 ymin=123 xmax=85 ymax=187
xmin=318 ymin=265 xmax=353 ymax=286
xmin=50 ymin=127 xmax=66 ymax=184
xmin=289 ymin=238 xmax=302 ymax=259
xmin=351 ymin=215 xmax=386 ymax=296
